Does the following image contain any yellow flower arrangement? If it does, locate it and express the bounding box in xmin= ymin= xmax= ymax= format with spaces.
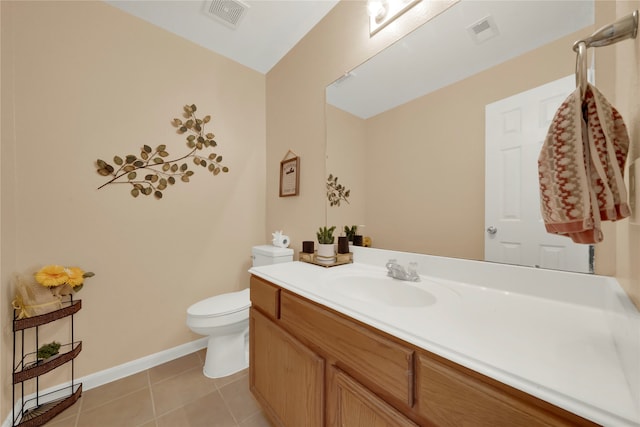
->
xmin=35 ymin=265 xmax=95 ymax=292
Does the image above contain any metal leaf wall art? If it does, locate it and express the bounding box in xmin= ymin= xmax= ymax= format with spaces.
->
xmin=95 ymin=104 xmax=229 ymax=199
xmin=326 ymin=174 xmax=350 ymax=207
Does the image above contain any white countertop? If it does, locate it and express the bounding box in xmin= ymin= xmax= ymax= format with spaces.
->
xmin=249 ymin=249 xmax=640 ymax=427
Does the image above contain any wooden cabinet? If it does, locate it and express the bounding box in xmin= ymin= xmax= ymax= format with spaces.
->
xmin=250 ymin=308 xmax=324 ymax=427
xmin=331 ymin=368 xmax=418 ymax=427
xmin=414 ymin=354 xmax=590 ymax=427
xmin=249 ymin=275 xmax=598 ymax=427
xmin=279 ymin=291 xmax=414 ymax=408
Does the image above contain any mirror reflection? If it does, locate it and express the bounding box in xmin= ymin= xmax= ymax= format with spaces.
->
xmin=325 ymin=0 xmax=596 ymax=273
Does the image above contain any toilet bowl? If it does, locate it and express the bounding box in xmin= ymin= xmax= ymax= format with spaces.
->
xmin=186 ymin=288 xmax=251 ymax=378
xmin=186 ymin=245 xmax=293 ymax=378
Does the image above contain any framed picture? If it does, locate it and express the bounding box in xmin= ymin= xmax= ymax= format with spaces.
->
xmin=279 ymin=156 xmax=299 ymax=197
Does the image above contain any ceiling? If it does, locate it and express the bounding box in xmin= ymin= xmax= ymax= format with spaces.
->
xmin=327 ymin=0 xmax=595 ymax=118
xmin=105 ymin=0 xmax=340 ymax=74
xmin=106 ymin=0 xmax=596 ymax=116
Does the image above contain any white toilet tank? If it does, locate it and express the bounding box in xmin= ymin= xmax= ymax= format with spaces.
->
xmin=252 ymin=245 xmax=294 ymax=267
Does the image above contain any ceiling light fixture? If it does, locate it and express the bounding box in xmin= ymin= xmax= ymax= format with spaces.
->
xmin=368 ymin=0 xmax=422 ymax=36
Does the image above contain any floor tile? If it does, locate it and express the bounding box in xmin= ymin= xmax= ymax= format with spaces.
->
xmin=38 ymin=350 xmax=266 ymax=426
xmin=238 ymin=410 xmax=273 ymax=427
xmin=219 ymin=375 xmax=261 ymax=423
xmin=157 ymin=391 xmax=236 ymax=427
xmin=47 ymin=397 xmax=81 ymax=425
xmin=47 ymin=413 xmax=78 ymax=427
xmin=76 ymin=388 xmax=155 ymax=427
xmin=80 ymin=371 xmax=149 ymax=412
xmin=149 ymin=353 xmax=202 ymax=385
xmin=151 ymin=367 xmax=217 ymax=416
xmin=214 ymin=368 xmax=248 ymax=389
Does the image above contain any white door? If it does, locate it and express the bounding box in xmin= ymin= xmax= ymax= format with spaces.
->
xmin=485 ymin=75 xmax=592 ymax=273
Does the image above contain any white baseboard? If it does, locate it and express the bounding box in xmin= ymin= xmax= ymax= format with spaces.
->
xmin=3 ymin=338 xmax=208 ymax=427
xmin=80 ymin=337 xmax=208 ymax=391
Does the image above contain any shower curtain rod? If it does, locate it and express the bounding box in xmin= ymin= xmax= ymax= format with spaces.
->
xmin=572 ymin=10 xmax=638 ymax=52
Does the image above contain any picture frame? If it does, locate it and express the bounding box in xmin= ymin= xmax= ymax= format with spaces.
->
xmin=279 ymin=156 xmax=299 ymax=197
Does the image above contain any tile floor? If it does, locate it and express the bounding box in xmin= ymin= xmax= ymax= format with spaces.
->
xmin=46 ymin=350 xmax=272 ymax=427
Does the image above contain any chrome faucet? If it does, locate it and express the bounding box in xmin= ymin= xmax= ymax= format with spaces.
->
xmin=385 ymin=259 xmax=420 ymax=282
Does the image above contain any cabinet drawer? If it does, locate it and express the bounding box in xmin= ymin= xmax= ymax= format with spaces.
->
xmin=250 ymin=275 xmax=280 ymax=319
xmin=280 ymin=291 xmax=414 ymax=408
xmin=415 ymin=354 xmax=594 ymax=427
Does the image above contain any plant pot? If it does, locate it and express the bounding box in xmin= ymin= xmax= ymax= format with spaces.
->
xmin=316 ymin=243 xmax=336 ymax=264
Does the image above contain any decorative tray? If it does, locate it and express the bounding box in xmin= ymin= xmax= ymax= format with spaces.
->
xmin=299 ymin=252 xmax=353 ymax=268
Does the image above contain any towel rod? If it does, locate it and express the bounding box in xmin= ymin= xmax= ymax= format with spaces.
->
xmin=572 ymin=10 xmax=638 ymax=52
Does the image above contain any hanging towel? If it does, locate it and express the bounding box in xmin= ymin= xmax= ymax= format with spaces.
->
xmin=538 ymin=83 xmax=630 ymax=244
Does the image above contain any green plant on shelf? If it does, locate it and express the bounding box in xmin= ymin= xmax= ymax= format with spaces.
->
xmin=37 ymin=341 xmax=61 ymax=360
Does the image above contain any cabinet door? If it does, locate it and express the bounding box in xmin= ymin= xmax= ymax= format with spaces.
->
xmin=249 ymin=308 xmax=324 ymax=427
xmin=415 ymin=354 xmax=590 ymax=426
xmin=332 ymin=368 xmax=419 ymax=427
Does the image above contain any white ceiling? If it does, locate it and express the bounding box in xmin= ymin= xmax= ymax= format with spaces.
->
xmin=327 ymin=0 xmax=595 ymax=118
xmin=105 ymin=0 xmax=340 ymax=74
xmin=106 ymin=0 xmax=596 ymax=117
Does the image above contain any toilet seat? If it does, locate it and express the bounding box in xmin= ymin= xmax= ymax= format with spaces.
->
xmin=187 ymin=288 xmax=250 ymax=318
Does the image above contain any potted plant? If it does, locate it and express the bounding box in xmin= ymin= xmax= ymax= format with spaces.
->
xmin=344 ymin=225 xmax=357 ymax=242
xmin=316 ymin=226 xmax=336 ymax=264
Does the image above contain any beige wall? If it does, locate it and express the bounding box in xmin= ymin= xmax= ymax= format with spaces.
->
xmin=335 ymin=29 xmax=604 ymax=262
xmin=325 ymin=104 xmax=367 ymax=234
xmin=614 ymin=0 xmax=640 ymax=308
xmin=268 ymin=0 xmax=639 ymax=299
xmin=1 ymin=1 xmax=265 ymax=419
xmin=1 ymin=0 xmax=638 ymax=422
xmin=266 ymin=0 xmax=453 ymax=253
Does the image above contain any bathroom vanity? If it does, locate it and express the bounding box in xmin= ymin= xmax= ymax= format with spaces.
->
xmin=248 ymin=247 xmax=639 ymax=427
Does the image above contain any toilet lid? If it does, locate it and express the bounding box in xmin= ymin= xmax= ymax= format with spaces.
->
xmin=187 ymin=288 xmax=250 ymax=317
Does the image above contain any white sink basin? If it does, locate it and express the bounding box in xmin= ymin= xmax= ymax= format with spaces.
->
xmin=323 ymin=271 xmax=436 ymax=308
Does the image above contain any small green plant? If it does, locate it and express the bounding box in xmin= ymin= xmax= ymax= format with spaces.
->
xmin=37 ymin=342 xmax=61 ymax=360
xmin=344 ymin=225 xmax=357 ymax=242
xmin=326 ymin=174 xmax=350 ymax=207
xmin=95 ymin=104 xmax=229 ymax=199
xmin=317 ymin=226 xmax=336 ymax=244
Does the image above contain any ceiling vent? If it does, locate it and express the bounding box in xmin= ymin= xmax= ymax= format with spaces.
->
xmin=203 ymin=0 xmax=249 ymax=30
xmin=467 ymin=15 xmax=500 ymax=44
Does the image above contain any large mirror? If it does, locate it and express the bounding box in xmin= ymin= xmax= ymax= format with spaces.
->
xmin=325 ymin=0 xmax=597 ymax=273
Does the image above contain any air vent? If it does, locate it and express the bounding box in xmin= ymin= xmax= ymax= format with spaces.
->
xmin=467 ymin=15 xmax=499 ymax=44
xmin=204 ymin=0 xmax=249 ymax=29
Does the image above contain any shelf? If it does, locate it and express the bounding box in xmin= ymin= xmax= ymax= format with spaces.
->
xmin=14 ymin=383 xmax=82 ymax=427
xmin=13 ymin=341 xmax=82 ymax=384
xmin=13 ymin=300 xmax=81 ymax=331
xmin=13 ymin=295 xmax=82 ymax=427
xmin=299 ymin=252 xmax=353 ymax=268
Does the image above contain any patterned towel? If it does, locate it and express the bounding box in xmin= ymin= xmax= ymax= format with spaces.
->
xmin=538 ymin=83 xmax=630 ymax=244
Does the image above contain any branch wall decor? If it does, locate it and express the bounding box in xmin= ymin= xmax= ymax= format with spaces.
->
xmin=95 ymin=104 xmax=229 ymax=199
xmin=326 ymin=174 xmax=350 ymax=207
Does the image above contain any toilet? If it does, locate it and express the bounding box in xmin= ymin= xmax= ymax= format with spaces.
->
xmin=186 ymin=245 xmax=293 ymax=378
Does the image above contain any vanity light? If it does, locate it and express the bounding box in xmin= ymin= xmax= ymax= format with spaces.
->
xmin=368 ymin=0 xmax=422 ymax=36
